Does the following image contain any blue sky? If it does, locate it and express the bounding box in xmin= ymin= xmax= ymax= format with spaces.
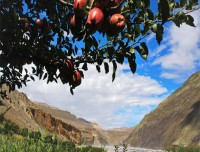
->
xmin=19 ymin=3 xmax=200 ymax=129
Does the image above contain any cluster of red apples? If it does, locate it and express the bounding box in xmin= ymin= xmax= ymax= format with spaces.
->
xmin=70 ymin=0 xmax=125 ymax=36
xmin=25 ymin=18 xmax=51 ymax=34
xmin=24 ymin=19 xmax=82 ymax=87
xmin=59 ymin=59 xmax=82 ymax=87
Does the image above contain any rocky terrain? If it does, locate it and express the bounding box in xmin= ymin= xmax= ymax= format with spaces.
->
xmin=0 ymin=85 xmax=131 ymax=145
xmin=124 ymin=71 xmax=200 ymax=149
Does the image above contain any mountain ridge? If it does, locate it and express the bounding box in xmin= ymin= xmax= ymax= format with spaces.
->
xmin=0 ymin=84 xmax=132 ymax=145
xmin=124 ymin=71 xmax=200 ymax=149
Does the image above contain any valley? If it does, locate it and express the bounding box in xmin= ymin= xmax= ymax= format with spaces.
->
xmin=0 ymin=71 xmax=200 ymax=151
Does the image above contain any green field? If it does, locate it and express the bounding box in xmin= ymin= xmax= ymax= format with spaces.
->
xmin=0 ymin=135 xmax=106 ymax=152
xmin=0 ymin=115 xmax=199 ymax=152
xmin=0 ymin=116 xmax=106 ymax=152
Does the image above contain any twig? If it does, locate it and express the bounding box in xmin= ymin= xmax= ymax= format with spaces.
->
xmin=57 ymin=0 xmax=73 ymax=7
xmin=110 ymin=0 xmax=126 ymax=10
xmin=98 ymin=41 xmax=112 ymax=49
xmin=74 ymin=56 xmax=107 ymax=64
xmin=129 ymin=32 xmax=151 ymax=47
xmin=168 ymin=6 xmax=200 ymax=21
xmin=185 ymin=6 xmax=200 ymax=14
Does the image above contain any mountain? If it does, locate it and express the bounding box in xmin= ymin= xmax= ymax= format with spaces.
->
xmin=124 ymin=71 xmax=200 ymax=149
xmin=0 ymin=85 xmax=131 ymax=145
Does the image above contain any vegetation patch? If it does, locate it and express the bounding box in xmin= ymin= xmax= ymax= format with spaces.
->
xmin=0 ymin=117 xmax=106 ymax=152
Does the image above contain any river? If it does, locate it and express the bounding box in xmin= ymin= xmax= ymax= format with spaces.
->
xmin=98 ymin=145 xmax=165 ymax=152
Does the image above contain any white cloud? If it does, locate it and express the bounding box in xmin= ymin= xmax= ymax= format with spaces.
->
xmin=19 ymin=63 xmax=167 ymax=129
xmin=150 ymin=44 xmax=168 ymax=58
xmin=152 ymin=11 xmax=200 ymax=82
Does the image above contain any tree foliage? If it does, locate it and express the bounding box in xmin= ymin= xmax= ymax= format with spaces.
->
xmin=0 ymin=0 xmax=199 ymax=94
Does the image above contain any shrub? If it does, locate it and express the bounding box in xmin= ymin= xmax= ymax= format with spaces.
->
xmin=20 ymin=128 xmax=28 ymax=137
xmin=0 ymin=114 xmax=4 ymax=122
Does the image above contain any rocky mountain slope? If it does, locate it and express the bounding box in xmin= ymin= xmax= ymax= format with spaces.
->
xmin=124 ymin=71 xmax=200 ymax=149
xmin=0 ymin=85 xmax=131 ymax=145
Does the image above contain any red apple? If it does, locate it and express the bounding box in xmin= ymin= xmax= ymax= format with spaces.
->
xmin=70 ymin=15 xmax=83 ymax=36
xmin=35 ymin=18 xmax=43 ymax=28
xmin=61 ymin=59 xmax=74 ymax=75
xmin=60 ymin=71 xmax=70 ymax=84
xmin=74 ymin=0 xmax=87 ymax=16
xmin=59 ymin=59 xmax=74 ymax=84
xmin=86 ymin=8 xmax=104 ymax=33
xmin=94 ymin=0 xmax=109 ymax=9
xmin=72 ymin=70 xmax=82 ymax=86
xmin=109 ymin=0 xmax=121 ymax=15
xmin=98 ymin=17 xmax=118 ymax=36
xmin=64 ymin=59 xmax=74 ymax=73
xmin=110 ymin=14 xmax=125 ymax=33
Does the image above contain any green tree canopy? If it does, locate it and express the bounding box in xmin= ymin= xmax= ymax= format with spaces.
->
xmin=0 ymin=0 xmax=199 ymax=94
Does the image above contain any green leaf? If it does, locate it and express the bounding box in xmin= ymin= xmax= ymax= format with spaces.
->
xmin=116 ymin=50 xmax=124 ymax=64
xmin=112 ymin=60 xmax=117 ymax=72
xmin=185 ymin=15 xmax=195 ymax=27
xmin=127 ymin=54 xmax=137 ymax=74
xmin=151 ymin=24 xmax=158 ymax=32
xmin=106 ymin=35 xmax=113 ymax=41
xmin=16 ymin=81 xmax=22 ymax=89
xmin=146 ymin=9 xmax=154 ymax=20
xmin=134 ymin=43 xmax=148 ymax=60
xmin=180 ymin=0 xmax=187 ymax=7
xmin=143 ymin=0 xmax=150 ymax=8
xmin=107 ymin=46 xmax=115 ymax=60
xmin=97 ymin=57 xmax=103 ymax=65
xmin=70 ymin=87 xmax=74 ymax=95
xmin=142 ymin=22 xmax=150 ymax=35
xmin=92 ymin=36 xmax=98 ymax=48
xmin=169 ymin=2 xmax=175 ymax=10
xmin=140 ymin=42 xmax=149 ymax=60
xmin=135 ymin=1 xmax=142 ymax=8
xmin=129 ymin=47 xmax=135 ymax=54
xmin=104 ymin=62 xmax=109 ymax=74
xmin=155 ymin=24 xmax=164 ymax=44
xmin=96 ymin=65 xmax=101 ymax=73
xmin=189 ymin=0 xmax=198 ymax=5
xmin=172 ymin=18 xmax=182 ymax=27
xmin=112 ymin=60 xmax=117 ymax=82
xmin=134 ymin=24 xmax=141 ymax=38
xmin=82 ymin=62 xmax=88 ymax=71
xmin=32 ymin=67 xmax=36 ymax=73
xmin=43 ymin=73 xmax=48 ymax=80
xmin=112 ymin=71 xmax=116 ymax=82
xmin=177 ymin=11 xmax=186 ymax=20
xmin=30 ymin=76 xmax=35 ymax=81
xmin=159 ymin=0 xmax=170 ymax=24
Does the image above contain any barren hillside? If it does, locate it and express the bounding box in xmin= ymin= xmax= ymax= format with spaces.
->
xmin=0 ymin=85 xmax=131 ymax=145
xmin=124 ymin=71 xmax=200 ymax=149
